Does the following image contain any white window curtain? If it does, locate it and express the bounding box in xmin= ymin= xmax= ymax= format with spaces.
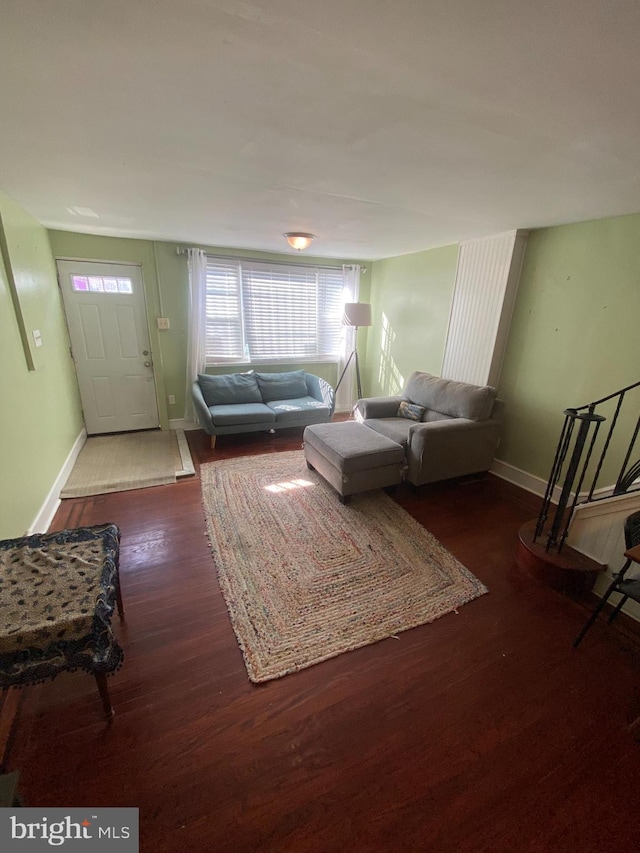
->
xmin=335 ymin=264 xmax=361 ymax=413
xmin=184 ymin=248 xmax=207 ymax=423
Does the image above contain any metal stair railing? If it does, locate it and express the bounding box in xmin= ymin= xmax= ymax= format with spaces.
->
xmin=535 ymin=380 xmax=640 ymax=553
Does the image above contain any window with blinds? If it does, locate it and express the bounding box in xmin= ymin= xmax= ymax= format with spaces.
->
xmin=205 ymin=257 xmax=345 ymax=364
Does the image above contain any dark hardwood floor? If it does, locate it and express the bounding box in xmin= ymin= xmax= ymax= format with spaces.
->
xmin=4 ymin=427 xmax=640 ymax=852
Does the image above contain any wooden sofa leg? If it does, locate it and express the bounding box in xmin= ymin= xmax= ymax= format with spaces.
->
xmin=210 ymin=435 xmax=217 ymax=449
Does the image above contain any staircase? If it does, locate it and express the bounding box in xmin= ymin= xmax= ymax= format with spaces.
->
xmin=516 ymin=380 xmax=640 ymax=603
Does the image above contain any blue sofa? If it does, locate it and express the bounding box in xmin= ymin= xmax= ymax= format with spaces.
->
xmin=192 ymin=370 xmax=335 ymax=447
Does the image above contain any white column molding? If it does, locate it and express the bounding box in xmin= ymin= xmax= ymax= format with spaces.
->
xmin=441 ymin=230 xmax=528 ymax=387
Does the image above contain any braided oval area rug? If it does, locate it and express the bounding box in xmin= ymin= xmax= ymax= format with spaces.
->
xmin=201 ymin=451 xmax=488 ymax=683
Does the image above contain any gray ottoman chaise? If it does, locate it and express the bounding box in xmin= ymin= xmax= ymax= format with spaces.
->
xmin=303 ymin=421 xmax=406 ymax=504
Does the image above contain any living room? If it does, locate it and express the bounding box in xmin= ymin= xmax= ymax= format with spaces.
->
xmin=3 ymin=202 xmax=639 ymax=541
xmin=1 ymin=2 xmax=640 ymax=850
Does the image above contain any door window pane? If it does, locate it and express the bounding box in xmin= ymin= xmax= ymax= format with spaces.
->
xmin=71 ymin=275 xmax=133 ymax=294
xmin=71 ymin=276 xmax=89 ymax=291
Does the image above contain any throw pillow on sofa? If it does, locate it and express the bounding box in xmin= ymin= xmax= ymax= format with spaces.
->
xmin=397 ymin=400 xmax=425 ymax=421
xmin=256 ymin=370 xmax=308 ymax=402
xmin=198 ymin=373 xmax=262 ymax=407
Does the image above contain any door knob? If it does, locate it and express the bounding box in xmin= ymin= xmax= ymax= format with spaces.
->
xmin=144 ymin=361 xmax=152 ymax=367
xmin=142 ymin=350 xmax=149 ymax=356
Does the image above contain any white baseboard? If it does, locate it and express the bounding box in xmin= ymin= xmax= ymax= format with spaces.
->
xmin=28 ymin=427 xmax=87 ymax=535
xmin=491 ymin=458 xmax=619 ymax=506
xmin=490 ymin=458 xmax=550 ymax=500
xmin=169 ymin=418 xmax=200 ymax=431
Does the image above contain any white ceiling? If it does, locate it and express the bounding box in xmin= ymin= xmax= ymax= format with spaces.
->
xmin=2 ymin=0 xmax=640 ymax=260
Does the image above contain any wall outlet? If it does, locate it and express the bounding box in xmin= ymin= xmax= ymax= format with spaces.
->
xmin=157 ymin=317 xmax=171 ymax=330
xmin=32 ymin=329 xmax=43 ymax=347
xmin=168 ymin=394 xmax=176 ymax=405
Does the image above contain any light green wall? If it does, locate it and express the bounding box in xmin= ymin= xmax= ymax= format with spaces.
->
xmin=364 ymin=244 xmax=459 ymax=396
xmin=497 ymin=213 xmax=640 ymax=482
xmin=0 ymin=192 xmax=84 ymax=537
xmin=47 ymin=231 xmax=370 ymax=418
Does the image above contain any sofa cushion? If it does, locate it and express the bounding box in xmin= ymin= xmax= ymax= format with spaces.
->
xmin=255 ymin=370 xmax=308 ymax=402
xmin=403 ymin=371 xmax=496 ymax=421
xmin=363 ymin=418 xmax=413 ymax=449
xmin=267 ymin=396 xmax=332 ymax=423
xmin=198 ymin=372 xmax=261 ymax=407
xmin=422 ymin=410 xmax=454 ymax=423
xmin=210 ymin=402 xmax=275 ymax=426
xmin=397 ymin=401 xmax=425 ymax=421
xmin=303 ymin=422 xmax=404 ymax=474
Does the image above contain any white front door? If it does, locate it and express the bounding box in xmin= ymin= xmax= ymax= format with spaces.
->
xmin=57 ymin=260 xmax=160 ymax=435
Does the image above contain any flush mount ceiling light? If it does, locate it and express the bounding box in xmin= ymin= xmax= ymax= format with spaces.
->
xmin=284 ymin=232 xmax=315 ymax=251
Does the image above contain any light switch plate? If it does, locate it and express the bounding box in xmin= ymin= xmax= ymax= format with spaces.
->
xmin=157 ymin=317 xmax=170 ymax=330
xmin=32 ymin=329 xmax=43 ymax=347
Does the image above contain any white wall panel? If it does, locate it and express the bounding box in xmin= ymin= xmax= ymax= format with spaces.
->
xmin=442 ymin=230 xmax=527 ymax=387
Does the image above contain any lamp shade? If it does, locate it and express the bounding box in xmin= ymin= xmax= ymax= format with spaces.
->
xmin=343 ymin=302 xmax=372 ymax=328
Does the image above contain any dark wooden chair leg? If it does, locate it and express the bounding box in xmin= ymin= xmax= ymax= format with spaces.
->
xmin=607 ymin=594 xmax=628 ymax=624
xmin=573 ymin=576 xmax=621 ymax=647
xmin=573 ymin=599 xmax=607 ymax=647
xmin=115 ymin=578 xmax=125 ymax=621
xmin=574 ymin=557 xmax=633 ymax=647
xmin=95 ymin=673 xmax=114 ymax=721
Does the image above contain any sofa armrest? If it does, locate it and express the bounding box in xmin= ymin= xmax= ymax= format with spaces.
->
xmin=192 ymin=381 xmax=214 ymax=434
xmin=409 ymin=417 xmax=500 ymax=451
xmin=407 ymin=417 xmax=501 ymax=485
xmin=305 ymin=373 xmax=336 ymax=415
xmin=354 ymin=396 xmax=405 ymax=420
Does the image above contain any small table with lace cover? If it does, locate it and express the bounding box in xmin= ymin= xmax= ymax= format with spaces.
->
xmin=0 ymin=524 xmax=124 ymax=720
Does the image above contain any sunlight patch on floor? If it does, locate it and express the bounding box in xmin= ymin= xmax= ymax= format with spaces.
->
xmin=264 ymin=478 xmax=315 ymax=493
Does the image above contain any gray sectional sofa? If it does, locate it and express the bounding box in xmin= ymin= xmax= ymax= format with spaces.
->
xmin=192 ymin=370 xmax=335 ymax=447
xmin=354 ymin=371 xmax=502 ymax=486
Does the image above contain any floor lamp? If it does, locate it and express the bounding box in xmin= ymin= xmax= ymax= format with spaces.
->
xmin=335 ymin=302 xmax=372 ymax=401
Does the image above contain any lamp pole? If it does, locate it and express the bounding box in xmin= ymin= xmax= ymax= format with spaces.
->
xmin=335 ymin=329 xmax=363 ymax=399
xmin=335 ymin=303 xmax=371 ymax=402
